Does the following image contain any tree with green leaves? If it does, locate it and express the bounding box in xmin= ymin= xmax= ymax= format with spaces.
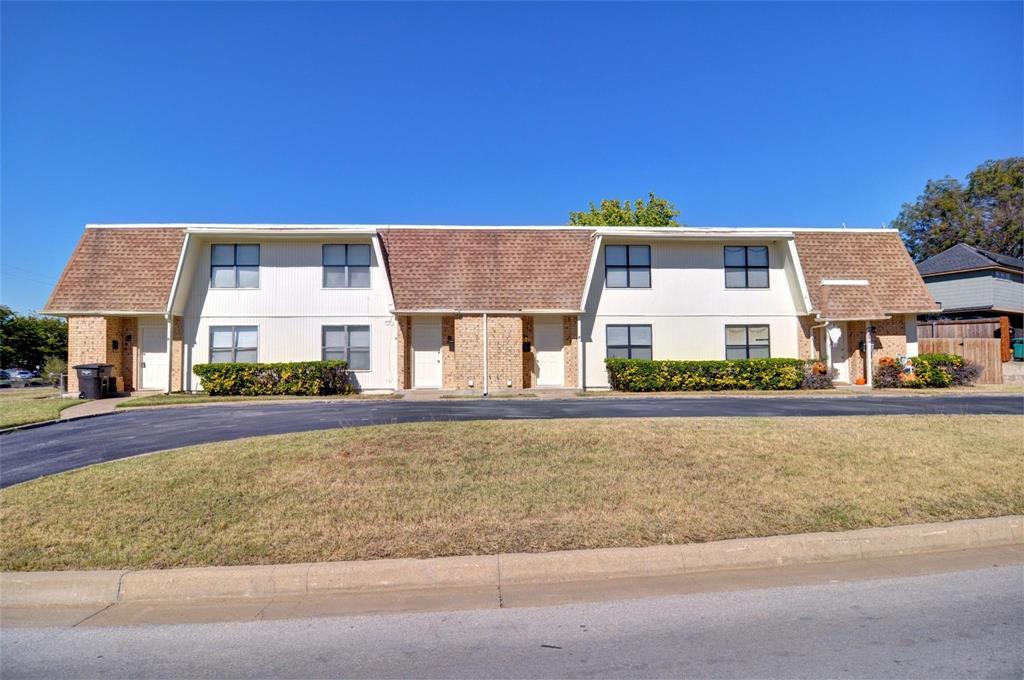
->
xmin=0 ymin=306 xmax=68 ymax=370
xmin=568 ymin=192 xmax=681 ymax=227
xmin=893 ymin=157 xmax=1023 ymax=261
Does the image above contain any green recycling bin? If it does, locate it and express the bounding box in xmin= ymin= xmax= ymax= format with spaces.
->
xmin=1013 ymin=337 xmax=1024 ymax=361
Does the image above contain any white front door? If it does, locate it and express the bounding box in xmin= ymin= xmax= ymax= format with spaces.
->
xmin=534 ymin=318 xmax=565 ymax=387
xmin=141 ymin=323 xmax=168 ymax=391
xmin=412 ymin=319 xmax=442 ymax=388
xmin=829 ymin=322 xmax=850 ymax=383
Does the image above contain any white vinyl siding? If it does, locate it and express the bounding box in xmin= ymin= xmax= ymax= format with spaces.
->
xmin=581 ymin=239 xmax=804 ymax=388
xmin=182 ymin=238 xmax=395 ymax=391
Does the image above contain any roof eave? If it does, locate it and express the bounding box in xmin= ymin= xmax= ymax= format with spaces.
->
xmin=40 ymin=309 xmax=167 ymax=317
xmin=393 ymin=309 xmax=587 ymax=315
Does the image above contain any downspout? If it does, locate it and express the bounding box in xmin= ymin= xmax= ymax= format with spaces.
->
xmin=164 ymin=314 xmax=173 ymax=395
xmin=824 ymin=322 xmax=833 ymax=370
xmin=865 ymin=324 xmax=874 ymax=388
xmin=577 ymin=316 xmax=584 ymax=390
xmin=164 ymin=232 xmax=191 ymax=396
xmin=482 ymin=313 xmax=489 ymax=397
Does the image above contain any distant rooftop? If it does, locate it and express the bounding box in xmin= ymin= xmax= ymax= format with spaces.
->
xmin=917 ymin=243 xmax=1024 ymax=276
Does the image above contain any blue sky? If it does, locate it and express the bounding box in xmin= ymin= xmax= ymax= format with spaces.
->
xmin=2 ymin=1 xmax=1021 ymax=313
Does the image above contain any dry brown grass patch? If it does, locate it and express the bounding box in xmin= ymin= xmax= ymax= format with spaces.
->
xmin=1 ymin=415 xmax=1021 ymax=570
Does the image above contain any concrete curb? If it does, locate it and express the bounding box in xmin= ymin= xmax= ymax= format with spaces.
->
xmin=2 ymin=516 xmax=1020 ymax=607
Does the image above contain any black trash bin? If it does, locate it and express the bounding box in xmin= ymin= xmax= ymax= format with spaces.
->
xmin=73 ymin=363 xmax=114 ymax=399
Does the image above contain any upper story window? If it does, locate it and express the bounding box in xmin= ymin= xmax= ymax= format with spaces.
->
xmin=605 ymin=245 xmax=651 ymax=288
xmin=210 ymin=325 xmax=258 ymax=363
xmin=724 ymin=246 xmax=769 ymax=289
xmin=211 ymin=244 xmax=260 ymax=289
xmin=606 ymin=324 xmax=652 ymax=359
xmin=725 ymin=324 xmax=770 ymax=359
xmin=323 ymin=244 xmax=371 ymax=288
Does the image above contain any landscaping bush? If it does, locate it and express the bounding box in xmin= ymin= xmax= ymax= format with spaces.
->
xmin=192 ymin=360 xmax=352 ymax=396
xmin=873 ymin=353 xmax=982 ymax=389
xmin=801 ymin=360 xmax=836 ymax=390
xmin=604 ymin=358 xmax=806 ymax=392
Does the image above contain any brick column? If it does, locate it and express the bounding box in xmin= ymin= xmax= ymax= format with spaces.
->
xmin=395 ymin=316 xmax=411 ymax=389
xmin=563 ymin=315 xmax=579 ymax=388
xmin=522 ymin=316 xmax=535 ymax=388
xmin=170 ymin=316 xmax=184 ymax=392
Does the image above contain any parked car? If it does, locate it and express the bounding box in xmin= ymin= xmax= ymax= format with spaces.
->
xmin=0 ymin=370 xmax=11 ymax=388
xmin=3 ymin=369 xmax=44 ymax=386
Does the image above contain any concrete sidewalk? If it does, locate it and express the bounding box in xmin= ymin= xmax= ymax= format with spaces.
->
xmin=2 ymin=516 xmax=1019 ymax=628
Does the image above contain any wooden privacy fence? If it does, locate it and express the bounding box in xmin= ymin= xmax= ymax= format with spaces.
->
xmin=917 ymin=317 xmax=1011 ymax=362
xmin=918 ymin=337 xmax=1003 ymax=384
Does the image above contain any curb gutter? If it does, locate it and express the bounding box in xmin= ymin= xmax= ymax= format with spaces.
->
xmin=2 ymin=516 xmax=1020 ymax=608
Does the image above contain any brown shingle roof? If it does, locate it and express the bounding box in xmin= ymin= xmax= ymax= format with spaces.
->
xmin=379 ymin=228 xmax=596 ymax=311
xmin=44 ymin=227 xmax=186 ymax=313
xmin=819 ymin=284 xmax=885 ymax=320
xmin=793 ymin=230 xmax=938 ymax=320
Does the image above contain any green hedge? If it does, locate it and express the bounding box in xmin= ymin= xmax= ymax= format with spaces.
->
xmin=873 ymin=353 xmax=982 ymax=388
xmin=192 ymin=360 xmax=353 ymax=396
xmin=604 ymin=358 xmax=812 ymax=392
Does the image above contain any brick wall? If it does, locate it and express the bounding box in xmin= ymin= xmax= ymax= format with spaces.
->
xmin=67 ymin=317 xmax=108 ymax=394
xmin=848 ymin=317 xmax=907 ymax=383
xmin=443 ymin=315 xmax=482 ymax=389
xmin=562 ymin=315 xmax=578 ymax=388
xmin=796 ymin=316 xmax=817 ymax=360
xmin=67 ymin=316 xmax=139 ymax=393
xmin=522 ymin=316 xmax=534 ymax=388
xmin=486 ymin=315 xmax=523 ymax=391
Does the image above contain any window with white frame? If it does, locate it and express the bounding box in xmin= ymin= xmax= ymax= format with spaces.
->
xmin=724 ymin=246 xmax=769 ymax=288
xmin=322 ymin=325 xmax=371 ymax=370
xmin=605 ymin=245 xmax=651 ymax=288
xmin=606 ymin=324 xmax=652 ymax=359
xmin=211 ymin=244 xmax=260 ymax=288
xmin=210 ymin=326 xmax=258 ymax=363
xmin=323 ymin=244 xmax=371 ymax=288
xmin=725 ymin=325 xmax=770 ymax=359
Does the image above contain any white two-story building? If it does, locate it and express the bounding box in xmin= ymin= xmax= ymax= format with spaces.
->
xmin=44 ymin=224 xmax=937 ymax=394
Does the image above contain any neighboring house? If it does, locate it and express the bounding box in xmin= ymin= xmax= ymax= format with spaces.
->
xmin=44 ymin=224 xmax=937 ymax=393
xmin=916 ymin=243 xmax=1024 ymax=336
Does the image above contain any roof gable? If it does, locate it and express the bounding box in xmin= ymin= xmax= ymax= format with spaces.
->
xmin=793 ymin=230 xmax=937 ymax=320
xmin=44 ymin=227 xmax=186 ymax=313
xmin=378 ymin=228 xmax=596 ymax=311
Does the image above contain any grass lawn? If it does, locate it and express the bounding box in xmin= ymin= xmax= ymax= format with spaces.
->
xmin=0 ymin=387 xmax=83 ymax=429
xmin=1 ymin=415 xmax=1020 ymax=571
xmin=117 ymin=392 xmax=402 ymax=408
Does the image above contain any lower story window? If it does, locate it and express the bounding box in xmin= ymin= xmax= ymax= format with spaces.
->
xmin=606 ymin=324 xmax=652 ymax=359
xmin=210 ymin=326 xmax=258 ymax=363
xmin=323 ymin=325 xmax=371 ymax=370
xmin=725 ymin=325 xmax=770 ymax=359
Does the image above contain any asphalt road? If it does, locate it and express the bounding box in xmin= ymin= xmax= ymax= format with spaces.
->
xmin=1 ymin=394 xmax=1021 ymax=488
xmin=3 ymin=565 xmax=1021 ymax=679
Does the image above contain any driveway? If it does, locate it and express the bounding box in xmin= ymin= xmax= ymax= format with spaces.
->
xmin=1 ymin=394 xmax=1021 ymax=488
